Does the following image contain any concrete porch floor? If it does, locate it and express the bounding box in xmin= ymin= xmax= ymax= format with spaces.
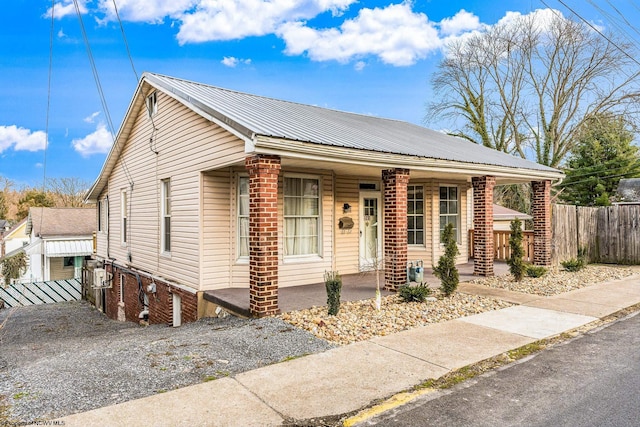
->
xmin=203 ymin=261 xmax=510 ymax=317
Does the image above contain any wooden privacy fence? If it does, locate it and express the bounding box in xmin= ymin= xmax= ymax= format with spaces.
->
xmin=0 ymin=279 xmax=81 ymax=308
xmin=552 ymin=204 xmax=640 ymax=265
xmin=469 ymin=229 xmax=534 ymax=262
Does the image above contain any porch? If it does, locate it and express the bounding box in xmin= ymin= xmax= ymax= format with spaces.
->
xmin=203 ymin=261 xmax=510 ymax=317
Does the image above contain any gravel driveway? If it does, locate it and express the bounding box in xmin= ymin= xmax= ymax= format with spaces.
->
xmin=0 ymin=301 xmax=336 ymax=423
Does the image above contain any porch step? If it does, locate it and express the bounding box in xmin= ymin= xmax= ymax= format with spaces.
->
xmin=202 ymin=290 xmax=251 ymax=318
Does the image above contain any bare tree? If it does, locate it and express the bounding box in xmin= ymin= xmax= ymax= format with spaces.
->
xmin=428 ymin=11 xmax=640 ymax=168
xmin=47 ymin=177 xmax=90 ymax=207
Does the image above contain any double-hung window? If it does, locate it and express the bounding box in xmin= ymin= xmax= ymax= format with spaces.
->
xmin=439 ymin=186 xmax=459 ymax=242
xmin=161 ymin=179 xmax=171 ymax=253
xmin=407 ymin=185 xmax=424 ymax=245
xmin=121 ymin=190 xmax=128 ymax=245
xmin=284 ymin=176 xmax=320 ymax=256
xmin=238 ymin=177 xmax=250 ymax=258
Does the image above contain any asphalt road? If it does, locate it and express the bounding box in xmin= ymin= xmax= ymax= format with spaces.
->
xmin=365 ymin=311 xmax=640 ymax=427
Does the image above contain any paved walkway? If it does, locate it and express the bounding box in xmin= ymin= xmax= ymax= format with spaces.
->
xmin=57 ymin=274 xmax=640 ymax=427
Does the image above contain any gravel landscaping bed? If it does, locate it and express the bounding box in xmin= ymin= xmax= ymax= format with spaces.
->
xmin=279 ymin=264 xmax=639 ymax=346
xmin=0 ymin=301 xmax=336 ymax=423
xmin=470 ymin=264 xmax=637 ymax=296
xmin=281 ymin=292 xmax=514 ymax=345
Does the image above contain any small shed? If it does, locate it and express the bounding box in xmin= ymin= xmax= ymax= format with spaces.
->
xmin=492 ymin=204 xmax=532 ymax=231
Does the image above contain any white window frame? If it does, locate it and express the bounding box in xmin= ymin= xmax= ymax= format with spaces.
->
xmin=161 ymin=178 xmax=171 ymax=254
xmin=121 ymin=189 xmax=128 ymax=246
xmin=119 ymin=273 xmax=125 ymax=304
xmin=283 ymin=174 xmax=321 ymax=258
xmin=237 ymin=175 xmax=250 ymax=260
xmin=407 ymin=184 xmax=425 ymax=246
xmin=146 ymin=92 xmax=157 ymax=118
xmin=439 ymin=185 xmax=460 ymax=243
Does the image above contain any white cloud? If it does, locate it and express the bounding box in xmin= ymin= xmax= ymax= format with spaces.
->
xmin=84 ymin=111 xmax=101 ymax=123
xmin=354 ymin=61 xmax=366 ymax=71
xmin=0 ymin=126 xmax=47 ymax=153
xmin=176 ymin=0 xmax=355 ymax=44
xmin=46 ymin=0 xmax=87 ymax=19
xmin=439 ymin=9 xmax=483 ymax=36
xmin=96 ymin=0 xmax=196 ymax=24
xmin=72 ymin=123 xmax=113 ymax=157
xmin=278 ymin=3 xmax=441 ymax=66
xmin=221 ymin=56 xmax=252 ymax=67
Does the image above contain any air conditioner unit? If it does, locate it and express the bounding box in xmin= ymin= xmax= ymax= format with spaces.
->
xmin=92 ymin=268 xmax=112 ymax=289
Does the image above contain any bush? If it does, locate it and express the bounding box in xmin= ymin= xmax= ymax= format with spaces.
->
xmin=526 ymin=265 xmax=547 ymax=278
xmin=398 ymin=283 xmax=431 ymax=303
xmin=433 ymin=223 xmax=460 ymax=297
xmin=561 ymin=258 xmax=585 ymax=272
xmin=324 ymin=271 xmax=342 ymax=315
xmin=507 ymin=218 xmax=526 ymax=281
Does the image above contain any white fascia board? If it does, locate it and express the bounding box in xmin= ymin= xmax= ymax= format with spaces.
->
xmin=253 ymin=136 xmax=564 ymax=182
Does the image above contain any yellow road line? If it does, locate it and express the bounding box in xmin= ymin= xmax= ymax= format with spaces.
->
xmin=343 ymin=388 xmax=436 ymax=426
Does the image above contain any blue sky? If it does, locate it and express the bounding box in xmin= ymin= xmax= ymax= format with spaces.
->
xmin=1 ymin=0 xmax=638 ymax=188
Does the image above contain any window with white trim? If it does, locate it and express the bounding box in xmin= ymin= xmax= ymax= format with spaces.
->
xmin=284 ymin=176 xmax=320 ymax=256
xmin=121 ymin=190 xmax=128 ymax=245
xmin=146 ymin=92 xmax=157 ymax=118
xmin=119 ymin=273 xmax=125 ymax=304
xmin=238 ymin=176 xmax=249 ymax=258
xmin=97 ymin=199 xmax=102 ymax=232
xmin=161 ymin=179 xmax=171 ymax=253
xmin=439 ymin=186 xmax=459 ymax=242
xmin=407 ymin=185 xmax=424 ymax=245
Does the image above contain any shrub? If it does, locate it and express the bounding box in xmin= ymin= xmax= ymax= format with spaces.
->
xmin=433 ymin=223 xmax=460 ymax=297
xmin=526 ymin=265 xmax=547 ymax=278
xmin=561 ymin=258 xmax=585 ymax=272
xmin=324 ymin=271 xmax=342 ymax=316
xmin=398 ymin=283 xmax=431 ymax=303
xmin=507 ymin=218 xmax=526 ymax=281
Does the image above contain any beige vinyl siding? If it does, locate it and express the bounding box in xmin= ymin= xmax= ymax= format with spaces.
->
xmin=334 ymin=176 xmax=360 ymax=275
xmin=96 ymin=91 xmax=246 ymax=291
xmin=201 ymin=170 xmax=233 ymax=290
xmin=49 ymin=257 xmax=74 ymax=281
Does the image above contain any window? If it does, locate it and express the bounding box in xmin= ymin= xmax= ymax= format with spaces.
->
xmin=146 ymin=92 xmax=157 ymax=118
xmin=407 ymin=185 xmax=424 ymax=245
xmin=119 ymin=273 xmax=125 ymax=304
xmin=238 ymin=176 xmax=249 ymax=257
xmin=64 ymin=257 xmax=74 ymax=267
xmin=121 ymin=190 xmax=128 ymax=245
xmin=97 ymin=200 xmax=102 ymax=232
xmin=284 ymin=176 xmax=320 ymax=256
xmin=439 ymin=186 xmax=459 ymax=242
xmin=161 ymin=179 xmax=171 ymax=253
xmin=98 ymin=197 xmax=108 ymax=233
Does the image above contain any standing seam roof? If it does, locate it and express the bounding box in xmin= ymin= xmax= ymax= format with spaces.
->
xmin=147 ymin=72 xmax=560 ymax=174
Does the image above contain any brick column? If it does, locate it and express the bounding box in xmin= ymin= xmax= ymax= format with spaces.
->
xmin=245 ymin=155 xmax=281 ymax=317
xmin=382 ymin=168 xmax=410 ymax=291
xmin=532 ymin=180 xmax=552 ymax=266
xmin=472 ymin=176 xmax=496 ymax=276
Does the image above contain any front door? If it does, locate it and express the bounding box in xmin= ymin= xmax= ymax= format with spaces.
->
xmin=359 ymin=192 xmax=382 ymax=271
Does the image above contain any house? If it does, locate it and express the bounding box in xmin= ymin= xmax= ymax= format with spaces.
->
xmin=615 ymin=178 xmax=640 ymax=204
xmin=23 ymin=207 xmax=95 ymax=282
xmin=85 ymin=72 xmax=563 ymax=324
xmin=0 ymin=218 xmax=30 ymax=283
xmin=492 ymin=204 xmax=532 ymax=231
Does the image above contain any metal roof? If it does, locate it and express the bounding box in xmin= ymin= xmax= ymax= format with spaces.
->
xmin=45 ymin=240 xmax=93 ymax=257
xmin=146 ymin=72 xmax=560 ymax=174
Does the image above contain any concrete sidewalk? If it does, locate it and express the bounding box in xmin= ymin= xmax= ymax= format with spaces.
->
xmin=57 ymin=274 xmax=640 ymax=427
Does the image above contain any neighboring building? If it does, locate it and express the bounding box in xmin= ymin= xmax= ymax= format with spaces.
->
xmin=492 ymin=204 xmax=532 ymax=231
xmin=85 ymin=72 xmax=563 ymax=324
xmin=23 ymin=208 xmax=95 ymax=282
xmin=0 ymin=218 xmax=30 ymax=283
xmin=615 ymin=178 xmax=640 ymax=204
